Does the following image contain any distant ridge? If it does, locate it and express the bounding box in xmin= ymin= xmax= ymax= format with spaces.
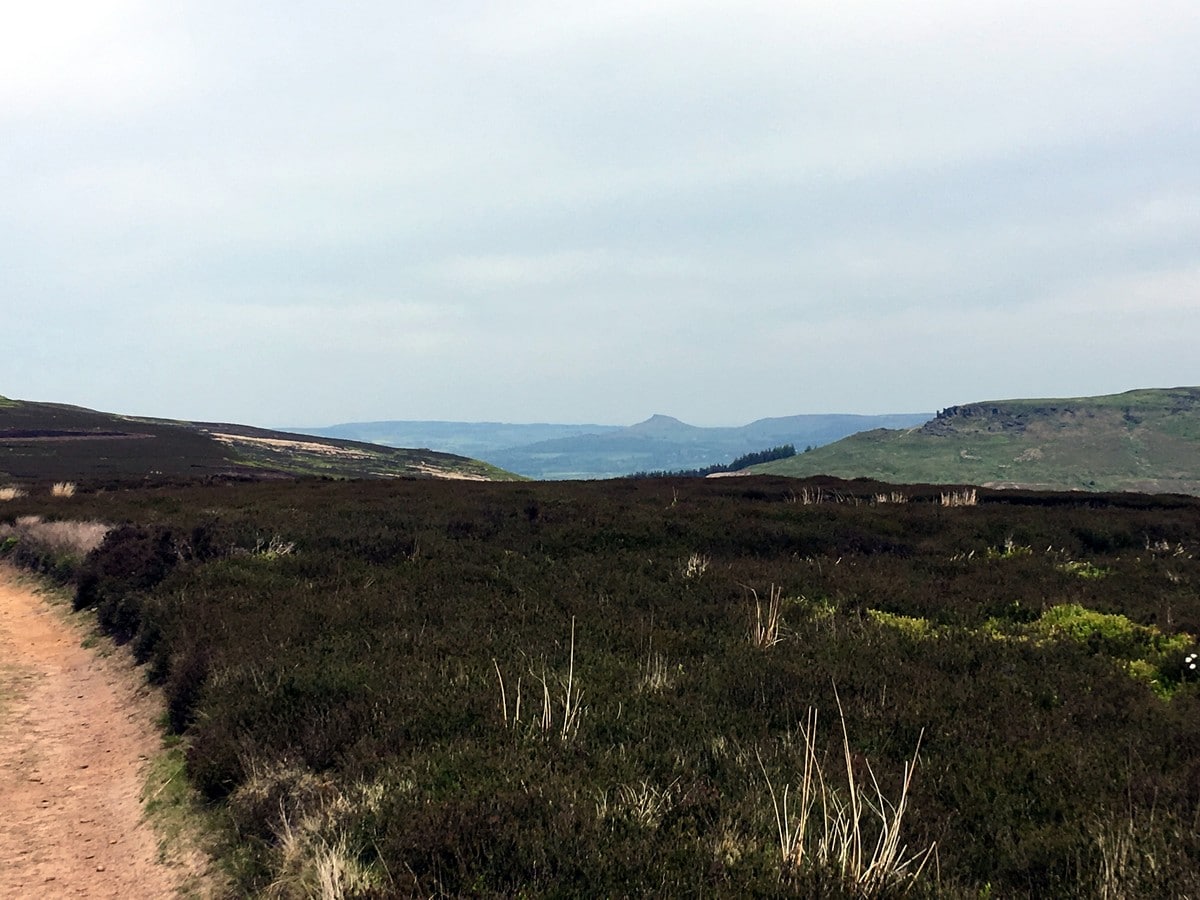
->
xmin=295 ymin=412 xmax=932 ymax=479
xmin=749 ymin=387 xmax=1200 ymax=495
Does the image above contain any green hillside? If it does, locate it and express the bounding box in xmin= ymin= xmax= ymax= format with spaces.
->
xmin=751 ymin=387 xmax=1200 ymax=495
xmin=0 ymin=397 xmax=516 ymax=484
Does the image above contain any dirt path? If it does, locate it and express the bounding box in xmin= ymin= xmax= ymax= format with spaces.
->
xmin=0 ymin=567 xmax=199 ymax=898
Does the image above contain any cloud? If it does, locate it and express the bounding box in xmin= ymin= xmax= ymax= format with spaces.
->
xmin=2 ymin=1 xmax=1198 ymax=426
xmin=0 ymin=1 xmax=191 ymax=119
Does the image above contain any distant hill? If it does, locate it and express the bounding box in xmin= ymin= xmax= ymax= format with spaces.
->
xmin=487 ymin=413 xmax=933 ymax=479
xmin=295 ymin=412 xmax=931 ymax=479
xmin=0 ymin=396 xmax=517 ymax=485
xmin=749 ymin=387 xmax=1200 ymax=495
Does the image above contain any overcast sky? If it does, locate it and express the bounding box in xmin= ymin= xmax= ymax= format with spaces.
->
xmin=4 ymin=1 xmax=1198 ymax=427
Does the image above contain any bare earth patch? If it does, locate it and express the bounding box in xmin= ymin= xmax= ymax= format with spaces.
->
xmin=207 ymin=432 xmax=374 ymax=460
xmin=0 ymin=568 xmax=204 ymax=898
xmin=410 ymin=463 xmax=491 ymax=481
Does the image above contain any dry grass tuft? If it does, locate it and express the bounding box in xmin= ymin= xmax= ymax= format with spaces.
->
xmin=0 ymin=485 xmax=26 ymax=501
xmin=873 ymin=492 xmax=909 ymax=505
xmin=940 ymin=488 xmax=977 ymax=508
xmin=596 ymin=779 xmax=681 ymax=829
xmin=638 ymin=651 xmax=678 ymax=694
xmin=494 ymin=617 xmax=586 ymax=741
xmin=794 ymin=487 xmax=827 ymax=505
xmin=0 ymin=515 xmax=110 ymax=557
xmin=749 ymin=584 xmax=784 ymax=649
xmin=236 ymin=757 xmax=392 ymax=899
xmin=759 ymin=697 xmax=936 ymax=896
xmin=50 ymin=481 xmax=77 ymax=498
xmin=682 ymin=552 xmax=710 ymax=579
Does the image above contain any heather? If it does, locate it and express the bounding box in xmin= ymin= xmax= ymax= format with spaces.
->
xmin=3 ymin=476 xmax=1199 ymax=897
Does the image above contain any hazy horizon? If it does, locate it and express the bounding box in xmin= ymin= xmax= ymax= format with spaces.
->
xmin=5 ymin=2 xmax=1198 ymax=427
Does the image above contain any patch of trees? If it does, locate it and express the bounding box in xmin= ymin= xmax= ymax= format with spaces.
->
xmin=628 ymin=443 xmax=796 ymax=479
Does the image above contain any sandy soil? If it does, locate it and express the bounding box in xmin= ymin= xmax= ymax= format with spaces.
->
xmin=207 ymin=431 xmax=373 ymax=459
xmin=0 ymin=567 xmax=200 ymax=898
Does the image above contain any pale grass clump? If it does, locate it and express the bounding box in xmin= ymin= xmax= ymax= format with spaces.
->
xmin=494 ymin=618 xmax=585 ymax=741
xmin=712 ymin=819 xmax=749 ymax=869
xmin=231 ymin=535 xmax=298 ymax=560
xmin=50 ymin=481 xmax=77 ymax=498
xmin=236 ymin=757 xmax=394 ymax=899
xmin=940 ymin=488 xmax=977 ymax=508
xmin=748 ymin=584 xmax=784 ymax=649
xmin=682 ymin=552 xmax=710 ymax=579
xmin=1144 ymin=537 xmax=1192 ymax=559
xmin=873 ymin=492 xmax=909 ymax=505
xmin=789 ymin=486 xmax=856 ymax=505
xmin=0 ymin=485 xmax=26 ymax=501
xmin=596 ymin=778 xmax=681 ymax=829
xmin=759 ymin=700 xmax=936 ymax=896
xmin=1087 ymin=811 xmax=1191 ymax=900
xmin=0 ymin=515 xmax=111 ymax=557
xmin=254 ymin=535 xmax=297 ymax=559
xmin=638 ymin=651 xmax=680 ymax=693
xmin=793 ymin=486 xmax=827 ymax=505
xmin=269 ymin=819 xmax=380 ymax=900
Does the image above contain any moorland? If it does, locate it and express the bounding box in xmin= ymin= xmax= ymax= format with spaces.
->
xmin=0 ymin=396 xmax=514 ymax=484
xmin=3 ymin=474 xmax=1200 ymax=897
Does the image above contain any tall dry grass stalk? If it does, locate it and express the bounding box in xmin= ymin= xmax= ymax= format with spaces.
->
xmin=759 ymin=697 xmax=936 ymax=896
xmin=797 ymin=487 xmax=827 ymax=505
xmin=749 ymin=584 xmax=784 ymax=649
xmin=940 ymin=488 xmax=977 ymax=508
xmin=494 ymin=617 xmax=585 ymax=741
xmin=638 ymin=651 xmax=676 ymax=693
xmin=873 ymin=492 xmax=909 ymax=505
xmin=51 ymin=481 xmax=77 ymax=498
xmin=789 ymin=486 xmax=858 ymax=506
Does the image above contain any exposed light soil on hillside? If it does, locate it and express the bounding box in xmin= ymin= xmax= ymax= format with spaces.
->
xmin=208 ymin=431 xmax=374 ymax=459
xmin=0 ymin=568 xmax=201 ymax=898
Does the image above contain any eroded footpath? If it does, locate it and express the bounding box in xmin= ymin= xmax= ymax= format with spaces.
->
xmin=0 ymin=566 xmax=198 ymax=898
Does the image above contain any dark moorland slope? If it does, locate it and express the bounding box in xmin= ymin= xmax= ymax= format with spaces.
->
xmin=3 ymin=475 xmax=1199 ymax=897
xmin=0 ymin=395 xmax=515 ymax=484
xmin=752 ymin=387 xmax=1200 ymax=495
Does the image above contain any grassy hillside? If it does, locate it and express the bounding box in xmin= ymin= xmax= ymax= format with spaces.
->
xmin=0 ymin=397 xmax=516 ymax=485
xmin=4 ymin=477 xmax=1200 ymax=896
xmin=752 ymin=387 xmax=1200 ymax=495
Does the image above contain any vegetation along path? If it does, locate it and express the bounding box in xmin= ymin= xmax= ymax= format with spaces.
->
xmin=0 ymin=566 xmax=194 ymax=898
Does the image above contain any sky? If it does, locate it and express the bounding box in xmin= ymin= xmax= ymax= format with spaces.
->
xmin=3 ymin=1 xmax=1199 ymax=428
